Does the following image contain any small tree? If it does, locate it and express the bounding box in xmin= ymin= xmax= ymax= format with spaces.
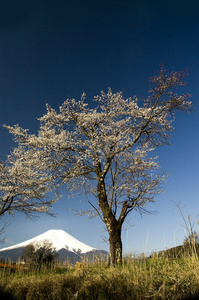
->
xmin=5 ymin=66 xmax=192 ymax=265
xmin=21 ymin=243 xmax=35 ymax=264
xmin=21 ymin=240 xmax=57 ymax=270
xmin=0 ymin=146 xmax=56 ymax=218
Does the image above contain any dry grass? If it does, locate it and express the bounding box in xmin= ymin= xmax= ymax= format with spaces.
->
xmin=1 ymin=251 xmax=199 ymax=299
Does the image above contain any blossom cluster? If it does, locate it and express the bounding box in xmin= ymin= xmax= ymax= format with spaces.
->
xmin=3 ymin=67 xmax=192 ymax=221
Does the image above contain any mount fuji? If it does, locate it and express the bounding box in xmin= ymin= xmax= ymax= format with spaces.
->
xmin=0 ymin=229 xmax=108 ymax=263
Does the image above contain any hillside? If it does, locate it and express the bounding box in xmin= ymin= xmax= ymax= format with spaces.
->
xmin=0 ymin=229 xmax=108 ymax=263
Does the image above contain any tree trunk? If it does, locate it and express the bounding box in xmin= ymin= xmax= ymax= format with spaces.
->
xmin=108 ymin=221 xmax=122 ymax=266
xmin=97 ymin=178 xmax=123 ymax=266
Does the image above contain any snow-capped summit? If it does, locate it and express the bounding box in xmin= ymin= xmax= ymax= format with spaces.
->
xmin=0 ymin=229 xmax=95 ymax=254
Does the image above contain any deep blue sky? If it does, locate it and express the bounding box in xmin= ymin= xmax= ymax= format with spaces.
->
xmin=0 ymin=0 xmax=199 ymax=255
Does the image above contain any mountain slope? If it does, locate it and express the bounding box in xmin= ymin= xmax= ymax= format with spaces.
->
xmin=0 ymin=229 xmax=108 ymax=263
xmin=0 ymin=229 xmax=95 ymax=254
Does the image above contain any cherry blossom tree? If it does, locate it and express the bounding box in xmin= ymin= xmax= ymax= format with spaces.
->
xmin=5 ymin=66 xmax=192 ymax=265
xmin=0 ymin=146 xmax=56 ymax=218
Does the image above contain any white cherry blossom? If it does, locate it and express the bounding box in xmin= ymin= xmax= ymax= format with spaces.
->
xmin=4 ymin=66 xmax=192 ymax=265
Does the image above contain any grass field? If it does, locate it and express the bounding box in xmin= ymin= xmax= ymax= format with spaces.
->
xmin=1 ymin=247 xmax=199 ymax=300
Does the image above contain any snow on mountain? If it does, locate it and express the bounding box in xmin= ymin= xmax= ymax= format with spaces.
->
xmin=0 ymin=229 xmax=95 ymax=254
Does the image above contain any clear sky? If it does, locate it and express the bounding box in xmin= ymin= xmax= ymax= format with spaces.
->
xmin=0 ymin=0 xmax=199 ymax=255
